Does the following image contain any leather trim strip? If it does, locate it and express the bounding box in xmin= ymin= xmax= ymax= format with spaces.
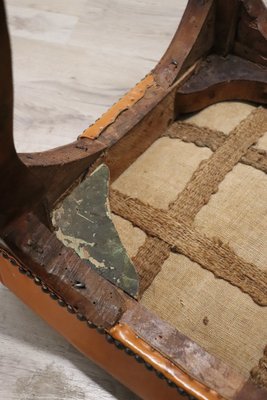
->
xmin=0 ymin=252 xmax=182 ymax=400
xmin=109 ymin=323 xmax=223 ymax=400
xmin=2 ymin=248 xmax=267 ymax=399
xmin=80 ymin=74 xmax=155 ymax=140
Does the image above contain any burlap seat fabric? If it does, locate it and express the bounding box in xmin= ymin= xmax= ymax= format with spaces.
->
xmin=111 ymin=102 xmax=267 ymax=387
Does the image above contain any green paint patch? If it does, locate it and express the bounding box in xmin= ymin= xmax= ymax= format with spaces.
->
xmin=52 ymin=164 xmax=139 ymax=298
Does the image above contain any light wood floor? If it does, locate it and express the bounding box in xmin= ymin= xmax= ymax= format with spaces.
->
xmin=8 ymin=0 xmax=187 ymax=153
xmin=0 ymin=1 xmax=187 ymax=399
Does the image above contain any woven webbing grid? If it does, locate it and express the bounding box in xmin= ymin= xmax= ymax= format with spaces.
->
xmin=110 ymin=107 xmax=267 ymax=386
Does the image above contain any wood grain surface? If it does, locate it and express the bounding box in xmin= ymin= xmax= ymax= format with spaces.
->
xmin=0 ymin=1 xmax=187 ymax=399
xmin=1 ymin=1 xmax=266 ymax=399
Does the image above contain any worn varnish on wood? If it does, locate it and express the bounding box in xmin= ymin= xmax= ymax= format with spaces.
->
xmin=1 ymin=1 xmax=267 ymax=400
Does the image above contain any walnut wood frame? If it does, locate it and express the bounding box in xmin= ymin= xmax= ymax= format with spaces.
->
xmin=0 ymin=1 xmax=267 ymax=399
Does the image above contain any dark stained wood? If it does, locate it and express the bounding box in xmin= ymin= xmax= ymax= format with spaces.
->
xmin=242 ymin=0 xmax=267 ymax=38
xmin=16 ymin=0 xmax=266 ymax=214
xmin=3 ymin=212 xmax=125 ymax=328
xmin=121 ymin=302 xmax=267 ymax=400
xmin=1 ymin=1 xmax=267 ymax=399
xmin=24 ymin=154 xmax=100 ymax=212
xmin=233 ymin=41 xmax=267 ymax=67
xmin=0 ymin=0 xmax=13 ymax=163
xmin=19 ymin=85 xmax=169 ymax=208
xmin=237 ymin=8 xmax=267 ymax=56
xmin=177 ymin=80 xmax=267 ymax=115
xmin=213 ymin=0 xmax=240 ymax=55
xmin=19 ymin=65 xmax=197 ymax=209
xmin=1 ymin=0 xmax=266 ymax=223
xmin=176 ymin=54 xmax=267 ymax=114
xmin=19 ymin=82 xmax=180 ymax=207
xmin=0 ymin=0 xmax=46 ymax=228
xmin=103 ymin=88 xmax=176 ymax=184
xmin=3 ymin=209 xmax=267 ymax=400
xmin=234 ymin=0 xmax=267 ymax=66
xmin=153 ymin=0 xmax=215 ymax=87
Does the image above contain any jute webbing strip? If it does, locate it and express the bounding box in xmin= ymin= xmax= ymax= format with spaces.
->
xmin=132 ymin=237 xmax=170 ymax=295
xmin=164 ymin=121 xmax=267 ymax=174
xmin=251 ymin=345 xmax=267 ymax=387
xmin=165 ymin=121 xmax=226 ymax=150
xmin=168 ymin=108 xmax=267 ymax=222
xmin=132 ymin=109 xmax=267 ymax=295
xmin=110 ymin=189 xmax=267 ymax=306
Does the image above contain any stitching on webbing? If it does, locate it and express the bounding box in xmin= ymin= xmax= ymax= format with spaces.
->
xmin=168 ymin=108 xmax=267 ymax=222
xmin=164 ymin=121 xmax=267 ymax=174
xmin=132 ymin=237 xmax=170 ymax=295
xmin=110 ymin=189 xmax=267 ymax=306
xmin=112 ymin=109 xmax=267 ymax=386
xmin=133 ymin=109 xmax=267 ymax=296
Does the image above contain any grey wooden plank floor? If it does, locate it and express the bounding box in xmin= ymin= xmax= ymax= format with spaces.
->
xmin=0 ymin=1 xmax=187 ymax=399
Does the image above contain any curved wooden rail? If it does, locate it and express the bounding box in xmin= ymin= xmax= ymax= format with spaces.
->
xmin=0 ymin=1 xmax=267 ymax=400
xmin=175 ymin=54 xmax=267 ymax=114
xmin=0 ymin=1 xmax=46 ymax=227
xmin=16 ymin=0 xmax=267 ymax=213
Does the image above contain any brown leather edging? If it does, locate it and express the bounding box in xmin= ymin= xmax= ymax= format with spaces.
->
xmin=0 ymin=248 xmax=224 ymax=400
xmin=80 ymin=74 xmax=155 ymax=140
xmin=3 ymin=247 xmax=267 ymax=399
xmin=109 ymin=323 xmax=223 ymax=400
xmin=0 ymin=251 xmax=185 ymax=400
